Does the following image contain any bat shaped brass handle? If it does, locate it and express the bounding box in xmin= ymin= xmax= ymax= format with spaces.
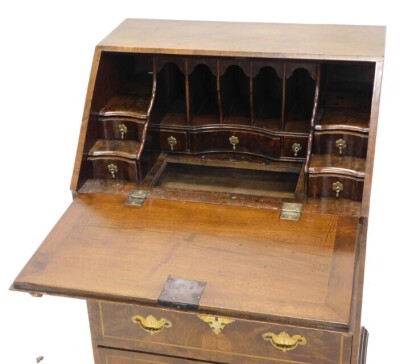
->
xmin=131 ymin=314 xmax=172 ymax=335
xmin=262 ymin=331 xmax=307 ymax=352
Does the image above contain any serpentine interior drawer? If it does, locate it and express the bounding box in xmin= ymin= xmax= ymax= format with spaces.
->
xmin=93 ymin=301 xmax=352 ymax=364
xmin=307 ymin=175 xmax=364 ymax=201
xmin=190 ymin=130 xmax=281 ymax=158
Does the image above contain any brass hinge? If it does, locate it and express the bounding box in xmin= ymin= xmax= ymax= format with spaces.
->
xmin=280 ymin=203 xmax=302 ymax=221
xmin=125 ymin=190 xmax=148 ymax=206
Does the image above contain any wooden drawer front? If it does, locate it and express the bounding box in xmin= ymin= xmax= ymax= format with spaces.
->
xmin=98 ymin=117 xmax=144 ymax=142
xmin=89 ymin=157 xmax=138 ymax=182
xmin=98 ymin=347 xmax=208 ymax=364
xmin=191 ymin=130 xmax=280 ymax=158
xmin=97 ymin=302 xmax=351 ymax=364
xmin=313 ymin=132 xmax=368 ymax=158
xmin=307 ymin=175 xmax=364 ymax=201
xmin=148 ymin=129 xmax=188 ymax=152
xmin=282 ymin=136 xmax=308 ymax=159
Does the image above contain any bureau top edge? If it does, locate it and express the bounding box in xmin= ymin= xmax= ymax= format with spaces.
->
xmin=97 ymin=19 xmax=386 ymax=62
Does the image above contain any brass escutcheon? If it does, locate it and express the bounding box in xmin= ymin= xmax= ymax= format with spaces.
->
xmin=332 ymin=181 xmax=344 ymax=198
xmin=335 ymin=138 xmax=347 ymax=155
xmin=107 ymin=163 xmax=118 ymax=179
xmin=197 ymin=314 xmax=235 ymax=335
xmin=262 ymin=331 xmax=307 ymax=352
xmin=119 ymin=124 xmax=128 ymax=139
xmin=229 ymin=135 xmax=239 ymax=150
xmin=291 ymin=143 xmax=302 ymax=157
xmin=131 ymin=314 xmax=172 ymax=335
xmin=167 ymin=136 xmax=177 ymax=151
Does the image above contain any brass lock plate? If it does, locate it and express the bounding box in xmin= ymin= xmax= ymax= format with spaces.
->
xmin=158 ymin=275 xmax=207 ymax=310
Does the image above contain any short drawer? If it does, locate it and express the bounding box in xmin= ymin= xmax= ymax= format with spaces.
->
xmin=313 ymin=132 xmax=368 ymax=158
xmin=98 ymin=117 xmax=145 ymax=142
xmin=307 ymin=175 xmax=364 ymax=201
xmin=148 ymin=129 xmax=188 ymax=152
xmin=190 ymin=130 xmax=280 ymax=158
xmin=98 ymin=347 xmax=207 ymax=364
xmin=88 ymin=157 xmax=138 ymax=182
xmin=282 ymin=136 xmax=308 ymax=159
xmin=92 ymin=301 xmax=352 ymax=364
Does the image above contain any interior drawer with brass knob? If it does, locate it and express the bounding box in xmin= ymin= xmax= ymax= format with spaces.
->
xmin=148 ymin=129 xmax=188 ymax=152
xmin=283 ymin=136 xmax=308 ymax=159
xmin=190 ymin=130 xmax=281 ymax=159
xmin=98 ymin=117 xmax=145 ymax=142
xmin=89 ymin=301 xmax=352 ymax=364
xmin=313 ymin=132 xmax=368 ymax=158
xmin=307 ymin=175 xmax=364 ymax=201
xmin=88 ymin=157 xmax=139 ymax=182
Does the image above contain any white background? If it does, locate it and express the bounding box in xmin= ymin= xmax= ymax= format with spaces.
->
xmin=0 ymin=1 xmax=398 ymax=363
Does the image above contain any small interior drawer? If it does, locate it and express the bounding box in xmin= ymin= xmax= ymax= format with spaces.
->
xmin=98 ymin=117 xmax=145 ymax=142
xmin=307 ymin=174 xmax=364 ymax=201
xmin=88 ymin=157 xmax=138 ymax=182
xmin=313 ymin=132 xmax=368 ymax=158
xmin=91 ymin=301 xmax=352 ymax=364
xmin=283 ymin=136 xmax=308 ymax=158
xmin=148 ymin=129 xmax=188 ymax=152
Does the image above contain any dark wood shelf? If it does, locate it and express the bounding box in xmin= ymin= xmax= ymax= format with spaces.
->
xmin=253 ymin=118 xmax=282 ymax=132
xmin=99 ymin=77 xmax=153 ymax=119
xmin=285 ymin=119 xmax=310 ymax=133
xmin=157 ymin=97 xmax=187 ymax=126
xmin=88 ymin=139 xmax=141 ymax=159
xmin=309 ymin=154 xmax=366 ymax=177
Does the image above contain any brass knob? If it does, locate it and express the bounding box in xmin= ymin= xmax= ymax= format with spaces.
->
xmin=291 ymin=143 xmax=302 ymax=157
xmin=167 ymin=136 xmax=177 ymax=151
xmin=107 ymin=163 xmax=118 ymax=179
xmin=262 ymin=331 xmax=307 ymax=352
xmin=332 ymin=181 xmax=343 ymax=198
xmin=229 ymin=136 xmax=239 ymax=151
xmin=131 ymin=314 xmax=172 ymax=335
xmin=335 ymin=139 xmax=347 ymax=155
xmin=119 ymin=124 xmax=127 ymax=139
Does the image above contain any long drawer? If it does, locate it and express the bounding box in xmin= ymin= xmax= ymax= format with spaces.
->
xmin=190 ymin=130 xmax=281 ymax=158
xmin=90 ymin=301 xmax=352 ymax=364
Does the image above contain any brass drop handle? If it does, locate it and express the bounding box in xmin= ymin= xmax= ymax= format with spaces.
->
xmin=107 ymin=163 xmax=118 ymax=179
xmin=262 ymin=331 xmax=307 ymax=352
xmin=167 ymin=136 xmax=177 ymax=151
xmin=119 ymin=124 xmax=127 ymax=139
xmin=335 ymin=138 xmax=347 ymax=155
xmin=332 ymin=181 xmax=343 ymax=198
xmin=229 ymin=135 xmax=239 ymax=151
xmin=291 ymin=143 xmax=302 ymax=157
xmin=131 ymin=314 xmax=172 ymax=335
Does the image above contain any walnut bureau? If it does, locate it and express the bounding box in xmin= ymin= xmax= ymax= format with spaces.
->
xmin=12 ymin=19 xmax=385 ymax=364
